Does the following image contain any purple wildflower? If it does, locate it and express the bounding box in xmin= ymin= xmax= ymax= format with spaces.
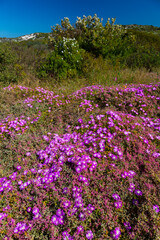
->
xmin=112 ymin=193 xmax=121 ymax=201
xmin=86 ymin=230 xmax=94 ymax=239
xmin=134 ymin=189 xmax=142 ymax=196
xmin=27 ymin=207 xmax=32 ymax=212
xmin=63 ymin=200 xmax=71 ymax=209
xmin=32 ymin=207 xmax=39 ymax=215
xmin=78 ymin=212 xmax=86 ymax=221
xmin=77 ymin=225 xmax=84 ymax=233
xmin=26 ymin=152 xmax=31 ymax=156
xmin=128 ymin=170 xmax=136 ymax=178
xmin=51 ymin=215 xmax=59 ymax=225
xmin=121 ymin=171 xmax=128 ymax=178
xmin=124 ymin=221 xmax=132 ymax=231
xmin=114 ymin=201 xmax=122 ymax=209
xmin=16 ymin=165 xmax=21 ymax=170
xmin=110 ymin=227 xmax=121 ymax=239
xmin=56 ymin=208 xmax=65 ymax=217
xmin=153 ymin=205 xmax=159 ymax=213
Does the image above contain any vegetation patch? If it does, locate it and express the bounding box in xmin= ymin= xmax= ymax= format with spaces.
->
xmin=0 ymin=82 xmax=159 ymax=239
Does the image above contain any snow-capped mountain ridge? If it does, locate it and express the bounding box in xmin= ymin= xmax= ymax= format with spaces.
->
xmin=0 ymin=32 xmax=50 ymax=43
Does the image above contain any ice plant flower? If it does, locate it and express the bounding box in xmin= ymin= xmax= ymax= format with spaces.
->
xmin=128 ymin=170 xmax=136 ymax=178
xmin=51 ymin=215 xmax=59 ymax=225
xmin=86 ymin=230 xmax=94 ymax=239
xmin=134 ymin=189 xmax=142 ymax=196
xmin=62 ymin=231 xmax=72 ymax=240
xmin=114 ymin=201 xmax=122 ymax=209
xmin=112 ymin=193 xmax=121 ymax=201
xmin=62 ymin=200 xmax=71 ymax=208
xmin=16 ymin=165 xmax=21 ymax=170
xmin=78 ymin=212 xmax=86 ymax=221
xmin=27 ymin=207 xmax=32 ymax=212
xmin=153 ymin=205 xmax=159 ymax=213
xmin=56 ymin=208 xmax=65 ymax=217
xmin=26 ymin=152 xmax=31 ymax=156
xmin=32 ymin=207 xmax=39 ymax=215
xmin=77 ymin=225 xmax=84 ymax=233
xmin=124 ymin=221 xmax=132 ymax=231
xmin=33 ymin=212 xmax=41 ymax=220
xmin=110 ymin=227 xmax=121 ymax=239
xmin=121 ymin=171 xmax=128 ymax=178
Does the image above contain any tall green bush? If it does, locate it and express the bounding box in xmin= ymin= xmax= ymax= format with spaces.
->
xmin=38 ymin=37 xmax=84 ymax=80
xmin=50 ymin=14 xmax=136 ymax=60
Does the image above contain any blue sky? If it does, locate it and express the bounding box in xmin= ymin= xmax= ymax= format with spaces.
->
xmin=1 ymin=0 xmax=160 ymax=38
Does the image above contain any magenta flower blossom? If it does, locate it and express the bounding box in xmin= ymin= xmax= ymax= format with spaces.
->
xmin=23 ymin=170 xmax=28 ymax=175
xmin=14 ymin=222 xmax=28 ymax=233
xmin=86 ymin=230 xmax=94 ymax=239
xmin=134 ymin=189 xmax=142 ymax=196
xmin=58 ymin=217 xmax=64 ymax=225
xmin=62 ymin=231 xmax=71 ymax=240
xmin=77 ymin=225 xmax=84 ymax=233
xmin=121 ymin=171 xmax=128 ymax=178
xmin=87 ymin=204 xmax=95 ymax=212
xmin=63 ymin=200 xmax=71 ymax=208
xmin=112 ymin=193 xmax=121 ymax=201
xmin=42 ymin=135 xmax=49 ymax=141
xmin=16 ymin=165 xmax=21 ymax=170
xmin=0 ymin=213 xmax=8 ymax=221
xmin=26 ymin=152 xmax=31 ymax=156
xmin=56 ymin=208 xmax=65 ymax=217
xmin=32 ymin=207 xmax=39 ymax=215
xmin=128 ymin=170 xmax=136 ymax=178
xmin=27 ymin=207 xmax=32 ymax=212
xmin=33 ymin=212 xmax=41 ymax=220
xmin=78 ymin=118 xmax=83 ymax=123
xmin=51 ymin=215 xmax=59 ymax=225
xmin=124 ymin=221 xmax=132 ymax=231
xmin=129 ymin=183 xmax=135 ymax=189
xmin=110 ymin=227 xmax=121 ymax=239
xmin=153 ymin=205 xmax=159 ymax=213
xmin=78 ymin=212 xmax=86 ymax=221
xmin=3 ymin=205 xmax=10 ymax=211
xmin=114 ymin=201 xmax=122 ymax=209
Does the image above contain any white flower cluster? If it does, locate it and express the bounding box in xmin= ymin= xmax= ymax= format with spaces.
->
xmin=61 ymin=37 xmax=79 ymax=50
xmin=75 ymin=14 xmax=103 ymax=29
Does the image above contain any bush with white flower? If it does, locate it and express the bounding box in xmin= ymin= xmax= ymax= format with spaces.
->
xmin=39 ymin=37 xmax=84 ymax=80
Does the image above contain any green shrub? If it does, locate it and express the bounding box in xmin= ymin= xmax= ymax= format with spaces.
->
xmin=0 ymin=43 xmax=20 ymax=84
xmin=38 ymin=37 xmax=84 ymax=80
xmin=50 ymin=15 xmax=136 ymax=61
xmin=121 ymin=30 xmax=160 ymax=70
xmin=127 ymin=29 xmax=160 ymax=51
xmin=124 ymin=46 xmax=160 ymax=71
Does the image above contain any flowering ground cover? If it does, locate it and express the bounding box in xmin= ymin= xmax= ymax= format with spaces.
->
xmin=0 ymin=82 xmax=160 ymax=240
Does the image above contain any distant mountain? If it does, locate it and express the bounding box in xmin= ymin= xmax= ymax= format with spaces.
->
xmin=122 ymin=24 xmax=160 ymax=33
xmin=0 ymin=32 xmax=50 ymax=43
xmin=1 ymin=24 xmax=160 ymax=43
